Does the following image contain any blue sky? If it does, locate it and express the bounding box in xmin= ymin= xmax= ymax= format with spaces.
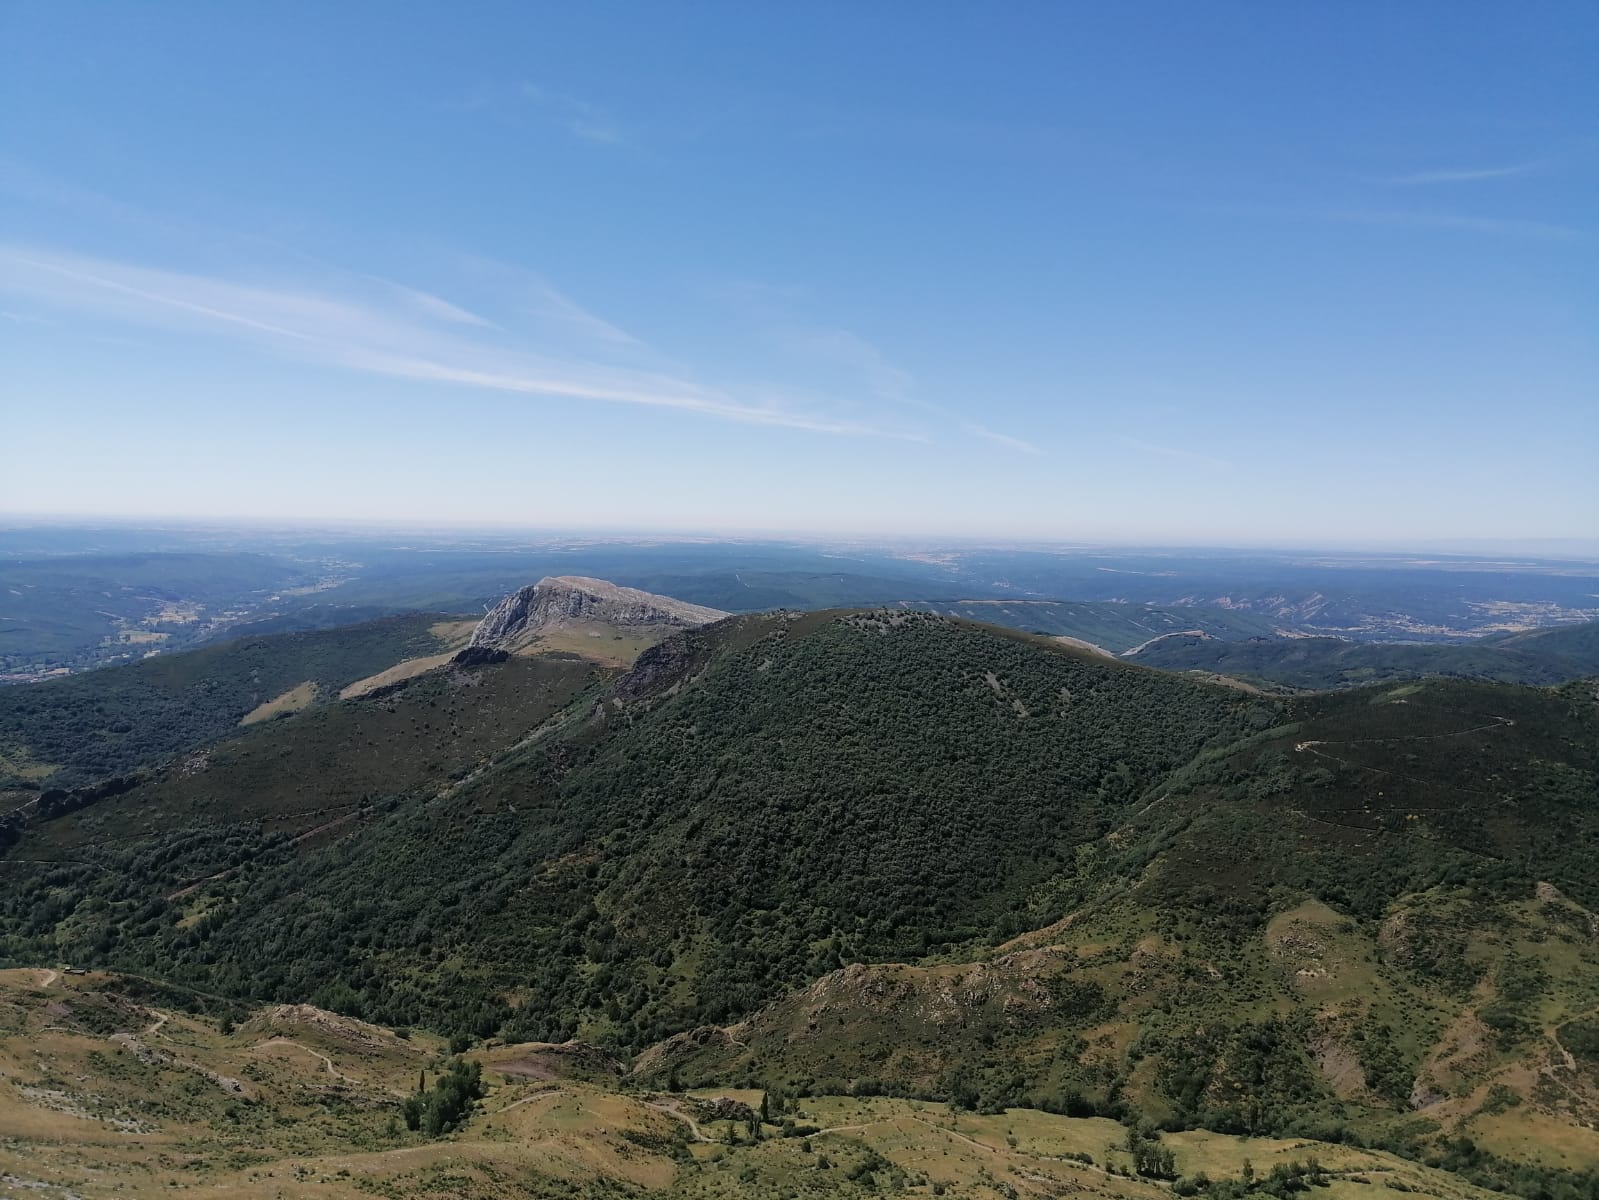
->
xmin=2 ymin=2 xmax=1594 ymax=544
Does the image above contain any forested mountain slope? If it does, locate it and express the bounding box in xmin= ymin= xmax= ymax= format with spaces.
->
xmin=0 ymin=611 xmax=1267 ymax=1035
xmin=0 ymin=612 xmax=463 ymax=787
xmin=18 ymin=652 xmax=609 ymax=860
xmin=0 ymin=574 xmax=736 ymax=794
xmin=633 ymin=673 xmax=1599 ymax=1191
xmin=2 ymin=611 xmax=1596 ymax=1197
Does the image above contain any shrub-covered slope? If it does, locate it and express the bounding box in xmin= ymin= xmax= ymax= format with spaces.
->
xmin=636 ymin=675 xmax=1599 ymax=1185
xmin=0 ymin=612 xmax=456 ymax=786
xmin=18 ymin=652 xmax=608 ymax=859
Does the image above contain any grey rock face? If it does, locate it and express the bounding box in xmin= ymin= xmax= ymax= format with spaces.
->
xmin=469 ymin=576 xmax=728 ymax=650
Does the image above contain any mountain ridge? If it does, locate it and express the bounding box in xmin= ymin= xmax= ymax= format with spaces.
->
xmin=469 ymin=575 xmax=729 ymax=651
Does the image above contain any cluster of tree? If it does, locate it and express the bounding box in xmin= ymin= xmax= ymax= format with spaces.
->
xmin=1125 ymin=1125 xmax=1177 ymax=1179
xmin=1421 ymin=1136 xmax=1599 ymax=1200
xmin=1173 ymin=1158 xmax=1331 ymax=1199
xmin=401 ymin=1058 xmax=484 ymax=1135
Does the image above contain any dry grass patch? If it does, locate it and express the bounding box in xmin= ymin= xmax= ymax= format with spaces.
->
xmin=239 ymin=680 xmax=319 ymax=724
xmin=339 ymin=652 xmax=454 ymax=699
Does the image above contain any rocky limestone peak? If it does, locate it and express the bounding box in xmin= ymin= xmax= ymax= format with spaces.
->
xmin=469 ymin=576 xmax=728 ymax=650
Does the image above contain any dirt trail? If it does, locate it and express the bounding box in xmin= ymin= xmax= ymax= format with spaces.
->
xmin=1122 ymin=629 xmax=1207 ymax=658
xmin=110 ymin=1025 xmax=247 ymax=1097
xmin=1551 ymin=1029 xmax=1580 ymax=1075
xmin=643 ymin=1099 xmax=713 ymax=1142
xmin=498 ymin=1088 xmax=568 ymax=1116
xmin=902 ymin=1114 xmax=1133 ymax=1183
xmin=33 ymin=968 xmax=58 ymax=988
xmin=908 ymin=1115 xmax=1007 ymax=1154
xmin=255 ymin=1036 xmax=356 ymax=1083
xmin=814 ymin=1120 xmax=882 ymax=1136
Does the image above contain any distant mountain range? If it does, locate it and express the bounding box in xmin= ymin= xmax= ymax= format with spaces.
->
xmin=6 ymin=531 xmax=1597 ymax=677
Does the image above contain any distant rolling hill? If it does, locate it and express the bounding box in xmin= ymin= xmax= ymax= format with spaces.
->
xmin=0 ymin=551 xmax=313 ymax=676
xmin=1131 ymin=618 xmax=1599 ymax=690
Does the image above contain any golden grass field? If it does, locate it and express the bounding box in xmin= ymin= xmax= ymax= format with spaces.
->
xmin=0 ymin=968 xmax=1524 ymax=1200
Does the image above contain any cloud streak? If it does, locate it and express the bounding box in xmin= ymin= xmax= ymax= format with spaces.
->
xmin=758 ymin=309 xmax=1039 ymax=454
xmin=1322 ymin=208 xmax=1584 ymax=239
xmin=454 ymin=83 xmax=624 ymax=144
xmin=962 ymin=422 xmax=1040 ymax=455
xmin=775 ymin=325 xmax=915 ymax=401
xmin=1383 ymin=161 xmax=1544 ymax=186
xmin=0 ymin=243 xmax=917 ymax=439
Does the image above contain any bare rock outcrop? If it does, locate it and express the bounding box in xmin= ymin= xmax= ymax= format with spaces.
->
xmin=469 ymin=576 xmax=728 ymax=652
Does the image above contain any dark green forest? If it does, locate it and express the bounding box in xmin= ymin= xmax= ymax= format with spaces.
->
xmin=0 ymin=612 xmax=1266 ymax=1038
xmin=0 ymin=612 xmax=447 ymax=785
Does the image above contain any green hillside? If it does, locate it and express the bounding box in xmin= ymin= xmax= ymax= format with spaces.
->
xmin=1131 ymin=619 xmax=1599 ymax=690
xmin=1488 ymin=618 xmax=1599 ymax=662
xmin=0 ymin=611 xmax=1265 ymax=1034
xmin=0 ymin=612 xmax=454 ymax=787
xmin=2 ymin=610 xmax=1597 ymax=1198
xmin=23 ymin=652 xmax=608 ymax=860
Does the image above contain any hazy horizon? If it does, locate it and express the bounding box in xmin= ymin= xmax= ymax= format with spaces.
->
xmin=4 ymin=511 xmax=1599 ymax=562
xmin=3 ymin=3 xmax=1595 ymax=542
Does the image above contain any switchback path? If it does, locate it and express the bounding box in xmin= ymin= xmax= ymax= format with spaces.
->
xmin=254 ymin=1036 xmax=357 ymax=1083
xmin=642 ymin=1099 xmax=713 ymax=1142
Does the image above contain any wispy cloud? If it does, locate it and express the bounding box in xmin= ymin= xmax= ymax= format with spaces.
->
xmin=0 ymin=243 xmax=916 ymax=439
xmin=1321 ymin=208 xmax=1583 ymax=239
xmin=775 ymin=325 xmax=915 ymax=401
xmin=372 ymin=279 xmax=498 ymax=329
xmin=962 ymin=423 xmax=1040 ymax=455
xmin=752 ymin=304 xmax=1039 ymax=455
xmin=520 ymin=84 xmax=622 ymax=144
xmin=450 ymin=253 xmax=644 ymax=348
xmin=1232 ymin=200 xmax=1586 ymax=241
xmin=523 ymin=279 xmax=640 ymax=346
xmin=454 ymin=83 xmax=623 ymax=144
xmin=1383 ymin=161 xmax=1544 ymax=186
xmin=1115 ymin=435 xmax=1232 ymax=471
